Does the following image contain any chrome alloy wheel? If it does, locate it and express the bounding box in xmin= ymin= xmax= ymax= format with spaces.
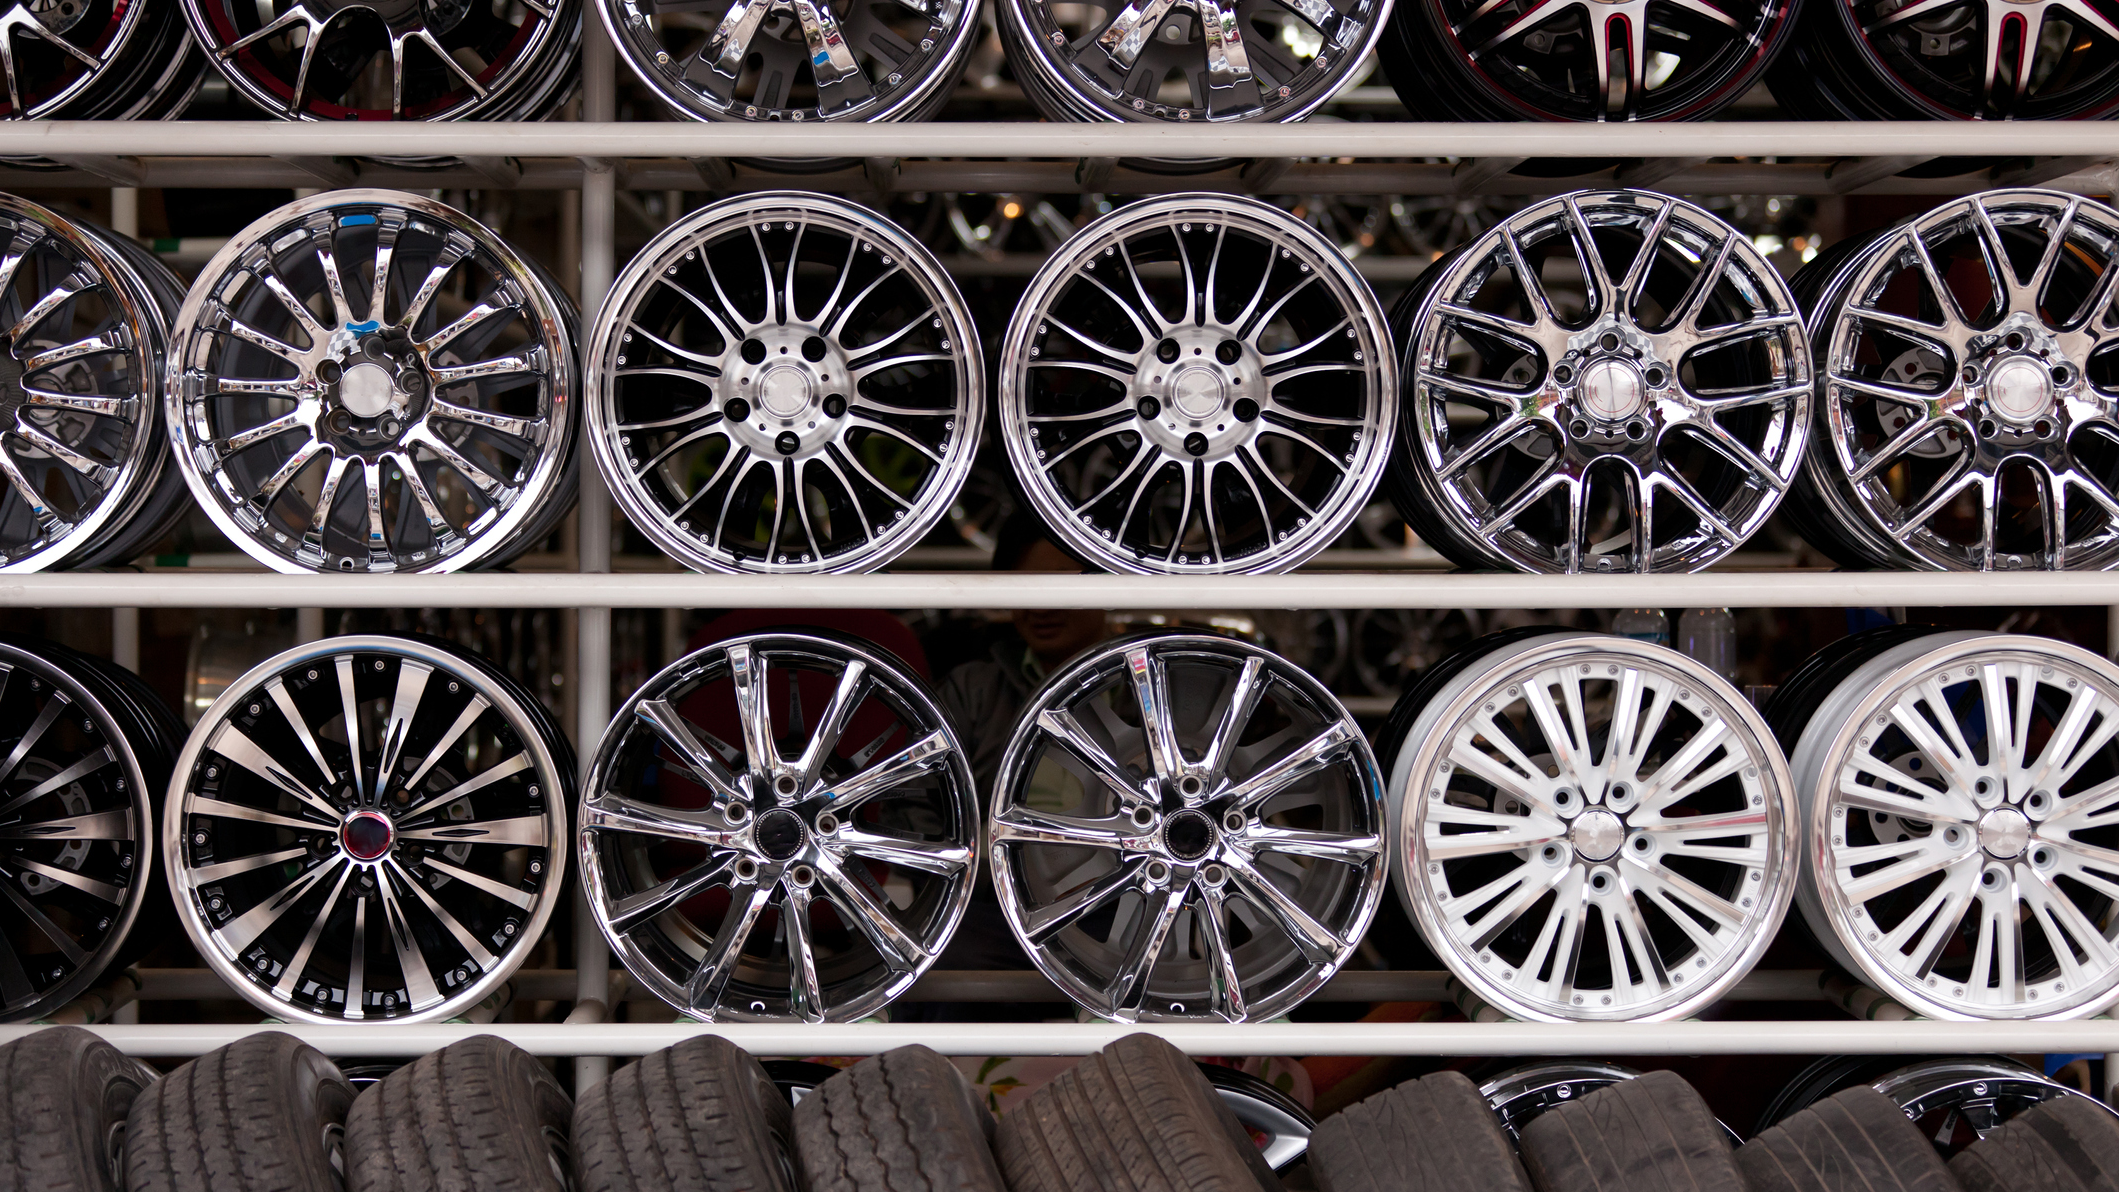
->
xmin=1872 ymin=1057 xmax=2118 ymax=1150
xmin=600 ymin=0 xmax=978 ymax=124
xmin=999 ymin=195 xmax=1395 ymax=575
xmin=581 ymin=633 xmax=979 ymax=1021
xmin=1479 ymin=1060 xmax=1642 ymax=1138
xmin=167 ymin=191 xmax=578 ymax=575
xmin=1785 ymin=632 xmax=2119 ymax=1019
xmin=165 ymin=635 xmax=570 ymax=1025
xmin=0 ymin=0 xmax=152 ymax=119
xmin=1800 ymin=191 xmax=2119 ymax=571
xmin=586 ymin=193 xmax=980 ymax=575
xmin=990 ymin=633 xmax=1386 ymax=1023
xmin=1783 ymin=0 xmax=2119 ymax=120
xmin=994 ymin=0 xmax=1389 ymax=123
xmin=1387 ymin=633 xmax=1796 ymax=1022
xmin=1393 ymin=191 xmax=1810 ymax=574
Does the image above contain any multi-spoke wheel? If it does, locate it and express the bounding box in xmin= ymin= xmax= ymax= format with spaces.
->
xmin=999 ymin=194 xmax=1395 ymax=575
xmin=1479 ymin=1060 xmax=1744 ymax=1141
xmin=183 ymin=0 xmax=577 ymax=122
xmin=1389 ymin=190 xmax=1810 ymax=574
xmin=166 ymin=191 xmax=579 ymax=575
xmin=1777 ymin=629 xmax=2119 ymax=1020
xmin=1382 ymin=0 xmax=1793 ymax=121
xmin=1385 ymin=630 xmax=1797 ymax=1022
xmin=990 ymin=633 xmax=1385 ymax=1023
xmin=1759 ymin=1056 xmax=2114 ymax=1151
xmin=995 ymin=0 xmax=1387 ymax=123
xmin=599 ymin=0 xmax=977 ymax=124
xmin=0 ymin=0 xmax=202 ymax=125
xmin=581 ymin=632 xmax=978 ymax=1021
xmin=1794 ymin=191 xmax=2119 ymax=572
xmin=0 ymin=634 xmax=178 ymax=1022
xmin=164 ymin=634 xmax=570 ymax=1025
xmin=586 ymin=192 xmax=979 ymax=574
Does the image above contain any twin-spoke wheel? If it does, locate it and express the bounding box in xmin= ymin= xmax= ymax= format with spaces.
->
xmin=587 ymin=192 xmax=980 ymax=574
xmin=1778 ymin=629 xmax=2119 ymax=1019
xmin=581 ymin=633 xmax=979 ymax=1022
xmin=1761 ymin=1056 xmax=2113 ymax=1152
xmin=990 ymin=633 xmax=1386 ymax=1023
xmin=999 ymin=195 xmax=1395 ymax=575
xmin=0 ymin=0 xmax=200 ymax=124
xmin=1390 ymin=190 xmax=1811 ymax=574
xmin=164 ymin=635 xmax=570 ymax=1024
xmin=1793 ymin=191 xmax=2119 ymax=571
xmin=167 ymin=191 xmax=579 ymax=575
xmin=0 ymin=635 xmax=178 ymax=1022
xmin=1385 ymin=631 xmax=1797 ymax=1022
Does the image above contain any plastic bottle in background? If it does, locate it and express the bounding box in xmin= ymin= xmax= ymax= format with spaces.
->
xmin=1678 ymin=607 xmax=1738 ymax=682
xmin=1613 ymin=608 xmax=1669 ymax=647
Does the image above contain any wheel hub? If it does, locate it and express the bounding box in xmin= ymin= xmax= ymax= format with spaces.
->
xmin=341 ymin=810 xmax=395 ymax=862
xmin=1983 ymin=356 xmax=2053 ymax=424
xmin=753 ymin=807 xmax=808 ymax=860
xmin=1977 ymin=806 xmax=2031 ymax=858
xmin=1568 ymin=807 xmax=1625 ymax=862
xmin=1170 ymin=365 xmax=1226 ymax=419
xmin=757 ymin=364 xmax=814 ymax=418
xmin=723 ymin=326 xmax=851 ymax=462
xmin=1161 ymin=808 xmax=1216 ymax=860
xmin=338 ymin=361 xmax=397 ymax=419
xmin=1579 ymin=357 xmax=1646 ymax=421
xmin=1134 ymin=328 xmax=1263 ymax=461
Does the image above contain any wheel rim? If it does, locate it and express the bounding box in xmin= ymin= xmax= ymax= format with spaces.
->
xmin=599 ymin=0 xmax=979 ymax=123
xmin=1871 ymin=1057 xmax=2117 ymax=1152
xmin=167 ymin=190 xmax=578 ymax=575
xmin=1000 ymin=194 xmax=1395 ymax=575
xmin=1389 ymin=632 xmax=1797 ymax=1022
xmin=165 ymin=634 xmax=569 ymax=1024
xmin=581 ymin=633 xmax=978 ymax=1021
xmin=0 ymin=0 xmax=153 ymax=118
xmin=996 ymin=0 xmax=1387 ymax=122
xmin=183 ymin=0 xmax=577 ymax=121
xmin=1479 ymin=1060 xmax=1641 ymax=1137
xmin=991 ymin=633 xmax=1386 ymax=1023
xmin=0 ymin=638 xmax=160 ymax=1022
xmin=1399 ymin=191 xmax=1810 ymax=574
xmin=587 ymin=193 xmax=980 ymax=575
xmin=1789 ymin=632 xmax=2119 ymax=1019
xmin=1832 ymin=0 xmax=2119 ymax=119
xmin=1806 ymin=191 xmax=2119 ymax=571
xmin=1198 ymin=1064 xmax=1314 ymax=1172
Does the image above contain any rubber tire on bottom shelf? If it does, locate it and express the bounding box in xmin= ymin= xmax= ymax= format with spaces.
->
xmin=121 ymin=1031 xmax=352 ymax=1192
xmin=345 ymin=1035 xmax=572 ymax=1192
xmin=995 ymin=1033 xmax=1280 ymax=1192
xmin=1736 ymin=1087 xmax=1959 ymax=1192
xmin=571 ymin=1036 xmax=795 ymax=1192
xmin=1951 ymin=1094 xmax=2119 ymax=1192
xmin=1306 ymin=1069 xmax=1531 ymax=1192
xmin=1517 ymin=1070 xmax=1745 ymax=1192
xmin=0 ymin=1026 xmax=152 ymax=1192
xmin=791 ymin=1045 xmax=1007 ymax=1192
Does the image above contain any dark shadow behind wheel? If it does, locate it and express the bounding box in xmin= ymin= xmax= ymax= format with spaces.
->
xmin=794 ymin=1044 xmax=1008 ymax=1192
xmin=574 ymin=1035 xmax=795 ymax=1192
xmin=1738 ymin=1086 xmax=1959 ymax=1192
xmin=346 ymin=1035 xmax=572 ymax=1192
xmin=1517 ymin=1070 xmax=1744 ymax=1192
xmin=122 ymin=1031 xmax=353 ymax=1192
xmin=1952 ymin=1094 xmax=2119 ymax=1192
xmin=0 ymin=1025 xmax=152 ymax=1192
xmin=1307 ymin=1069 xmax=1529 ymax=1192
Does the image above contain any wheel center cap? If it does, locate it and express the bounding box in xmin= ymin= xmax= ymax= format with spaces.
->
xmin=1163 ymin=808 xmax=1215 ymax=860
xmin=1978 ymin=806 xmax=2031 ymax=858
xmin=1987 ymin=357 xmax=2052 ymax=423
xmin=1579 ymin=358 xmax=1645 ymax=421
xmin=338 ymin=362 xmax=396 ymax=419
xmin=757 ymin=365 xmax=814 ymax=419
xmin=1569 ymin=808 xmax=1625 ymax=862
xmin=1170 ymin=365 xmax=1226 ymax=420
xmin=341 ymin=810 xmax=394 ymax=861
xmin=753 ymin=807 xmax=807 ymax=860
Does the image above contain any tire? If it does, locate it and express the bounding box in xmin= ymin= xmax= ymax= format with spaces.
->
xmin=1517 ymin=1070 xmax=1744 ymax=1192
xmin=995 ymin=1032 xmax=1280 ymax=1192
xmin=1737 ymin=1087 xmax=1959 ymax=1192
xmin=121 ymin=1031 xmax=352 ymax=1192
xmin=793 ymin=1045 xmax=1006 ymax=1192
xmin=1308 ymin=1070 xmax=1529 ymax=1192
xmin=1952 ymin=1094 xmax=2119 ymax=1192
xmin=572 ymin=1036 xmax=795 ymax=1192
xmin=0 ymin=1026 xmax=152 ymax=1192
xmin=346 ymin=1035 xmax=572 ymax=1192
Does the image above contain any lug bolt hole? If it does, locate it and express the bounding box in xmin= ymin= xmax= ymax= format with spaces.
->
xmin=734 ymin=857 xmax=759 ymax=881
xmin=1589 ymin=871 xmax=1612 ymax=892
xmin=1963 ymin=365 xmax=1980 ymax=384
xmin=1630 ymin=836 xmax=1651 ymax=852
xmin=2035 ymin=419 xmax=2053 ymax=438
xmin=2006 ymin=332 xmax=2026 ymax=351
xmin=1643 ymin=367 xmax=1665 ymax=388
xmin=1215 ymin=339 xmax=1243 ymax=364
xmin=801 ymin=335 xmax=829 ymax=362
xmin=1539 ymin=843 xmax=1564 ymax=864
xmin=775 ymin=774 xmax=798 ymax=796
xmin=1569 ymin=418 xmax=1589 ymax=438
xmin=1944 ymin=826 xmax=1965 ymax=845
xmin=1156 ymin=338 xmax=1180 ymax=363
xmin=822 ymin=394 xmax=846 ymax=418
xmin=2028 ymin=790 xmax=2052 ymax=815
xmin=1553 ymin=364 xmax=1575 ymax=385
xmin=1974 ymin=778 xmax=1991 ymax=796
xmin=1223 ymin=811 xmax=1244 ymax=833
xmin=1980 ymin=868 xmax=2003 ymax=890
xmin=2053 ymin=365 xmax=2073 ymax=385
xmin=318 ymin=360 xmax=342 ymax=384
xmin=1232 ymin=398 xmax=1258 ymax=422
xmin=1179 ymin=775 xmax=1202 ymax=796
xmin=1146 ymin=860 xmax=1170 ymax=882
xmin=2032 ymin=846 xmax=2056 ymax=868
xmin=741 ymin=339 xmax=767 ymax=364
xmin=725 ymin=397 xmax=751 ymax=423
xmin=1979 ymin=418 xmax=1998 ymax=438
xmin=790 ymin=864 xmax=816 ymax=887
xmin=775 ymin=431 xmax=801 ymax=455
xmin=816 ymin=812 xmax=839 ymax=834
xmin=1183 ymin=432 xmax=1209 ymax=456
xmin=1625 ymin=420 xmax=1647 ymax=440
xmin=1131 ymin=805 xmax=1156 ymax=828
xmin=1554 ymin=788 xmax=1577 ymax=810
xmin=1201 ymin=863 xmax=1226 ymax=885
xmin=724 ymin=802 xmax=749 ymax=823
xmin=1599 ymin=333 xmax=1620 ymax=351
xmin=1137 ymin=396 xmax=1161 ymax=419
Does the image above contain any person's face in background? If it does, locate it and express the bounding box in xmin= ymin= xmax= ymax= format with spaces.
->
xmin=1010 ymin=539 xmax=1109 ymax=669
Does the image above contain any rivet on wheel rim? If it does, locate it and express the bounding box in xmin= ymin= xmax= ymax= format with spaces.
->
xmin=1786 ymin=631 xmax=2119 ymax=1020
xmin=166 ymin=191 xmax=579 ymax=575
xmin=164 ymin=635 xmax=570 ymax=1025
xmin=1393 ymin=190 xmax=1810 ymax=574
xmin=1000 ymin=194 xmax=1396 ymax=575
xmin=581 ymin=632 xmax=979 ymax=1022
xmin=1387 ymin=632 xmax=1797 ymax=1022
xmin=587 ymin=192 xmax=981 ymax=574
xmin=990 ymin=633 xmax=1386 ymax=1023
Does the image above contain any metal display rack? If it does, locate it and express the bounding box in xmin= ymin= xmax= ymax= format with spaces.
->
xmin=0 ymin=17 xmax=2117 ymax=1099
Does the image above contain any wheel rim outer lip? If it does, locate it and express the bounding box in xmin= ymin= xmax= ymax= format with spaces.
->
xmin=163 ymin=188 xmax=579 ymax=576
xmin=1386 ymin=631 xmax=1800 ymax=1022
xmin=1788 ymin=630 xmax=2119 ymax=1020
xmin=162 ymin=633 xmax=572 ymax=1026
xmin=998 ymin=193 xmax=1397 ymax=575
